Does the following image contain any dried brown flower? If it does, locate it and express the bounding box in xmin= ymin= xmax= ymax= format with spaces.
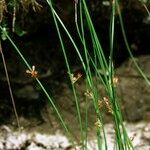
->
xmin=84 ymin=90 xmax=93 ymax=99
xmin=69 ymin=72 xmax=82 ymax=84
xmin=26 ymin=65 xmax=38 ymax=78
xmin=103 ymin=97 xmax=112 ymax=113
xmin=95 ymin=118 xmax=102 ymax=128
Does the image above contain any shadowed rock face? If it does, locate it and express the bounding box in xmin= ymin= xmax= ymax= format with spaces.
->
xmin=52 ymin=55 xmax=150 ymax=124
xmin=116 ymin=55 xmax=150 ymax=121
xmin=1 ymin=55 xmax=150 ymax=126
xmin=0 ymin=1 xmax=150 ymax=126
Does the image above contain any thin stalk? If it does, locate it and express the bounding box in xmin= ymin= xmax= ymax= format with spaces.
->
xmin=49 ymin=6 xmax=86 ymax=71
xmin=109 ymin=1 xmax=124 ymax=149
xmin=116 ymin=0 xmax=150 ymax=86
xmin=79 ymin=2 xmax=108 ymax=149
xmin=142 ymin=2 xmax=150 ymax=16
xmin=81 ymin=0 xmax=108 ymax=74
xmin=0 ymin=40 xmax=20 ymax=131
xmin=96 ymin=128 xmax=102 ymax=150
xmin=0 ymin=27 xmax=31 ymax=70
xmin=46 ymin=1 xmax=84 ymax=149
xmin=0 ymin=25 xmax=75 ymax=148
xmin=45 ymin=3 xmax=106 ymax=149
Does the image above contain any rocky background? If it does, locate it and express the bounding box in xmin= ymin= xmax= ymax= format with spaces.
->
xmin=0 ymin=0 xmax=150 ymax=149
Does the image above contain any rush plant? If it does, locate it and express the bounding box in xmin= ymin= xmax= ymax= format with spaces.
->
xmin=0 ymin=0 xmax=149 ymax=149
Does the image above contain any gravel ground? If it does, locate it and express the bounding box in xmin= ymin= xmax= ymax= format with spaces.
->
xmin=0 ymin=121 xmax=149 ymax=150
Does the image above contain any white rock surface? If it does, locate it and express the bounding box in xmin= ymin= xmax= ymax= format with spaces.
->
xmin=0 ymin=122 xmax=149 ymax=150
